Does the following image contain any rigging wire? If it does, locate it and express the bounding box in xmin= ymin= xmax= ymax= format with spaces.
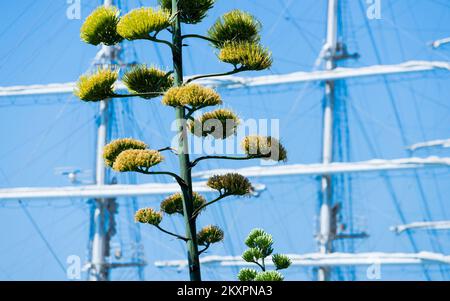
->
xmin=17 ymin=200 xmax=66 ymax=274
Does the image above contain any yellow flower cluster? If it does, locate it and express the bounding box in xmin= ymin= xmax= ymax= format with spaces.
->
xmin=158 ymin=0 xmax=215 ymax=24
xmin=197 ymin=225 xmax=224 ymax=245
xmin=162 ymin=84 xmax=222 ymax=108
xmin=74 ymin=68 xmax=118 ymax=102
xmin=208 ymin=10 xmax=261 ymax=47
xmin=207 ymin=173 xmax=253 ymax=196
xmin=112 ymin=149 xmax=164 ymax=172
xmin=160 ymin=192 xmax=206 ymax=215
xmin=135 ymin=208 xmax=163 ymax=225
xmin=189 ymin=109 xmax=240 ymax=139
xmin=219 ymin=41 xmax=272 ymax=71
xmin=103 ymin=138 xmax=148 ymax=167
xmin=80 ymin=6 xmax=123 ymax=46
xmin=123 ymin=65 xmax=173 ymax=98
xmin=117 ymin=8 xmax=171 ymax=40
xmin=241 ymin=136 xmax=287 ymax=162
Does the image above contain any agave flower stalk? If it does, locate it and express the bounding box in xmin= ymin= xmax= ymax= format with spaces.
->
xmin=75 ymin=0 xmax=287 ymax=282
xmin=170 ymin=0 xmax=202 ymax=281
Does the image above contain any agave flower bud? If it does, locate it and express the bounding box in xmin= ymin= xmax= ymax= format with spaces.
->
xmin=103 ymin=138 xmax=147 ymax=167
xmin=117 ymin=8 xmax=171 ymax=40
xmin=189 ymin=109 xmax=240 ymax=139
xmin=162 ymin=84 xmax=222 ymax=108
xmin=219 ymin=41 xmax=272 ymax=71
xmin=237 ymin=268 xmax=258 ymax=281
xmin=197 ymin=225 xmax=224 ymax=245
xmin=244 ymin=228 xmax=267 ymax=248
xmin=208 ymin=10 xmax=261 ymax=48
xmin=272 ymin=254 xmax=291 ymax=270
xmin=80 ymin=6 xmax=123 ymax=46
xmin=159 ymin=0 xmax=215 ymax=24
xmin=112 ymin=149 xmax=164 ymax=172
xmin=74 ymin=68 xmax=118 ymax=102
xmin=207 ymin=173 xmax=253 ymax=196
xmin=254 ymin=271 xmax=284 ymax=281
xmin=245 ymin=229 xmax=273 ymax=257
xmin=242 ymin=248 xmax=263 ymax=262
xmin=160 ymin=192 xmax=206 ymax=215
xmin=123 ymin=65 xmax=173 ymax=99
xmin=135 ymin=208 xmax=162 ymax=226
xmin=241 ymin=135 xmax=287 ymax=162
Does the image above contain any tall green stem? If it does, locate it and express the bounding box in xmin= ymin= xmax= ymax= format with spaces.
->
xmin=171 ymin=0 xmax=201 ymax=281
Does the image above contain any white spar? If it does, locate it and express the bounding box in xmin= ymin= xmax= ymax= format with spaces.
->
xmin=155 ymin=252 xmax=450 ymax=268
xmin=391 ymin=221 xmax=450 ymax=233
xmin=192 ymin=156 xmax=450 ymax=179
xmin=408 ymin=138 xmax=450 ymax=151
xmin=0 ymin=60 xmax=449 ymax=97
xmin=0 ymin=182 xmax=266 ymax=201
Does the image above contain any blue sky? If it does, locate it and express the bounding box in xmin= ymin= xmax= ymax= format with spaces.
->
xmin=0 ymin=0 xmax=449 ymax=280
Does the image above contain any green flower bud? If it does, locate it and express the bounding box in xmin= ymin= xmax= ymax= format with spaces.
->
xmin=245 ymin=228 xmax=267 ymax=248
xmin=208 ymin=10 xmax=261 ymax=48
xmin=135 ymin=208 xmax=162 ymax=225
xmin=241 ymin=135 xmax=287 ymax=162
xmin=103 ymin=138 xmax=148 ymax=167
xmin=74 ymin=68 xmax=118 ymax=102
xmin=123 ymin=65 xmax=173 ymax=99
xmin=158 ymin=0 xmax=215 ymax=24
xmin=207 ymin=173 xmax=253 ymax=196
xmin=112 ymin=149 xmax=164 ymax=172
xmin=272 ymin=254 xmax=291 ymax=271
xmin=242 ymin=248 xmax=263 ymax=262
xmin=162 ymin=84 xmax=222 ymax=108
xmin=245 ymin=228 xmax=273 ymax=256
xmin=237 ymin=268 xmax=258 ymax=281
xmin=254 ymin=271 xmax=284 ymax=281
xmin=253 ymin=235 xmax=274 ymax=257
xmin=197 ymin=225 xmax=224 ymax=245
xmin=117 ymin=7 xmax=171 ymax=40
xmin=218 ymin=41 xmax=272 ymax=71
xmin=160 ymin=192 xmax=206 ymax=215
xmin=189 ymin=109 xmax=240 ymax=139
xmin=80 ymin=6 xmax=123 ymax=46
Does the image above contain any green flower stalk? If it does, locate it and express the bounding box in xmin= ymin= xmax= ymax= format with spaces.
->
xmin=219 ymin=41 xmax=272 ymax=71
xmin=208 ymin=10 xmax=261 ymax=48
xmin=80 ymin=6 xmax=123 ymax=46
xmin=162 ymin=84 xmax=222 ymax=108
xmin=189 ymin=109 xmax=240 ymax=139
xmin=117 ymin=7 xmax=171 ymax=40
xmin=159 ymin=0 xmax=215 ymax=24
xmin=242 ymin=135 xmax=287 ymax=162
xmin=123 ymin=65 xmax=173 ymax=99
xmin=161 ymin=192 xmax=206 ymax=215
xmin=112 ymin=149 xmax=164 ymax=172
xmin=75 ymin=0 xmax=285 ymax=282
xmin=238 ymin=229 xmax=291 ymax=281
xmin=103 ymin=138 xmax=148 ymax=167
xmin=74 ymin=68 xmax=118 ymax=102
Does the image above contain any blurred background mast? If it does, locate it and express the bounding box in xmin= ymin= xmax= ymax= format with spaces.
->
xmin=88 ymin=0 xmax=116 ymax=281
xmin=318 ymin=0 xmax=339 ymax=281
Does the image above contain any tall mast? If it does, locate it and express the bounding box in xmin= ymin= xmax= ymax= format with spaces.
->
xmin=318 ymin=0 xmax=339 ymax=281
xmin=89 ymin=0 xmax=115 ymax=282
